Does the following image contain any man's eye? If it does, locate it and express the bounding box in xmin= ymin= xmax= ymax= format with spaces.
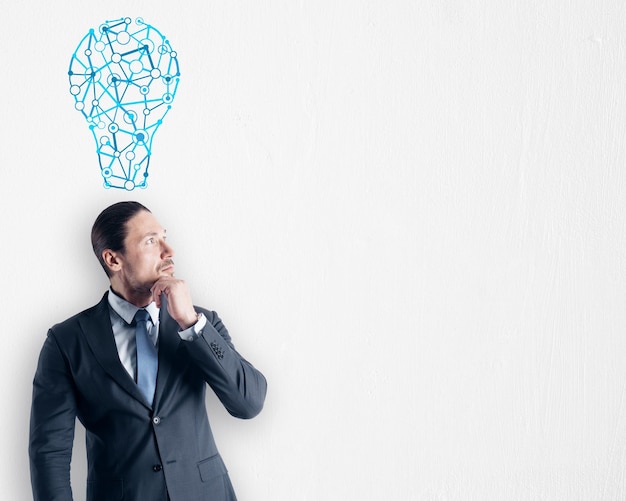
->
xmin=147 ymin=238 xmax=154 ymax=244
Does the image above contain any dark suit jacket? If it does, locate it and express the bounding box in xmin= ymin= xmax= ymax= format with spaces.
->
xmin=29 ymin=293 xmax=267 ymax=501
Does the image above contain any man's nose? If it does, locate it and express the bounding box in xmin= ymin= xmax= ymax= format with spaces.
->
xmin=162 ymin=241 xmax=174 ymax=257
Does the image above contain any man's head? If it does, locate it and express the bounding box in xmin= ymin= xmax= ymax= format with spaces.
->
xmin=91 ymin=201 xmax=150 ymax=277
xmin=91 ymin=201 xmax=175 ymax=303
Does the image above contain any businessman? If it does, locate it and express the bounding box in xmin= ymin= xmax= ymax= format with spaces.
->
xmin=29 ymin=201 xmax=267 ymax=501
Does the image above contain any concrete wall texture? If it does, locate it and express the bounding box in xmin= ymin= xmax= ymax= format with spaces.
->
xmin=2 ymin=1 xmax=626 ymax=499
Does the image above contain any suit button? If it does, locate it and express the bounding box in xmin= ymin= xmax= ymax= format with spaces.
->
xmin=153 ymin=464 xmax=162 ymax=472
xmin=152 ymin=416 xmax=161 ymax=425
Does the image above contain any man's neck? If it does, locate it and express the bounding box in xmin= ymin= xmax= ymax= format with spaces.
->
xmin=109 ymin=284 xmax=152 ymax=308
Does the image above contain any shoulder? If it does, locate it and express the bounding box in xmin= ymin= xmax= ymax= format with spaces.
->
xmin=48 ymin=294 xmax=109 ymax=341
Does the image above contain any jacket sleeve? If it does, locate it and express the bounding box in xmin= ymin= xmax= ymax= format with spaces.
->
xmin=185 ymin=309 xmax=267 ymax=419
xmin=29 ymin=330 xmax=76 ymax=501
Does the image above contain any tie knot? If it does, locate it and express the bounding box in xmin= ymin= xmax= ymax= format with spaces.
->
xmin=133 ymin=309 xmax=150 ymax=325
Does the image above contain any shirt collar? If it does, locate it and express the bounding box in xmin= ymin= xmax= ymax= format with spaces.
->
xmin=108 ymin=288 xmax=160 ymax=325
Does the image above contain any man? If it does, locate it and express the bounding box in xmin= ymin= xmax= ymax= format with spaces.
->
xmin=29 ymin=201 xmax=267 ymax=501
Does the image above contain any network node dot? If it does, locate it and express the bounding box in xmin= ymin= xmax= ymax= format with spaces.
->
xmin=140 ymin=39 xmax=155 ymax=54
xmin=130 ymin=60 xmax=144 ymax=73
xmin=117 ymin=32 xmax=131 ymax=45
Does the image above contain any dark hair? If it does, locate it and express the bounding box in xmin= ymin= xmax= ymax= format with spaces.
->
xmin=91 ymin=201 xmax=150 ymax=276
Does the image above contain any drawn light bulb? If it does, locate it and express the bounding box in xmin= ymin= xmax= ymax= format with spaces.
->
xmin=68 ymin=17 xmax=180 ymax=190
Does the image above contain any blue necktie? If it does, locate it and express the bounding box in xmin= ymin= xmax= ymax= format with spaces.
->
xmin=134 ymin=309 xmax=157 ymax=405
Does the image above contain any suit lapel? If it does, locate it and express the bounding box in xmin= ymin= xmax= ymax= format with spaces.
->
xmin=154 ymin=298 xmax=181 ymax=406
xmin=79 ymin=293 xmax=149 ymax=407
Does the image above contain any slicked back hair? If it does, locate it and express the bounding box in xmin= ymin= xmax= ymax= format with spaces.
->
xmin=91 ymin=201 xmax=150 ymax=277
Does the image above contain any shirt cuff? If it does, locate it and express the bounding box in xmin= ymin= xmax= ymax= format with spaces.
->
xmin=178 ymin=312 xmax=207 ymax=341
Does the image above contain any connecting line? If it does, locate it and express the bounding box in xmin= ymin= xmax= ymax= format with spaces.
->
xmin=146 ymin=50 xmax=156 ymax=71
xmin=120 ymin=47 xmax=145 ymax=58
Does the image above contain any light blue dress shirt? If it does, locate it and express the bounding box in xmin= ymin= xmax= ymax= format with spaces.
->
xmin=107 ymin=288 xmax=206 ymax=380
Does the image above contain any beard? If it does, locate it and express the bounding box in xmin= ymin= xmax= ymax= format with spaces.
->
xmin=124 ymin=259 xmax=174 ymax=295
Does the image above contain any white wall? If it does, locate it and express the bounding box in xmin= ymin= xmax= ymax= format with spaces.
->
xmin=2 ymin=0 xmax=626 ymax=499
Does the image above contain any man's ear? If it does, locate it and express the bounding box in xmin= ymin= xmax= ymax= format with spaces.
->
xmin=102 ymin=249 xmax=122 ymax=274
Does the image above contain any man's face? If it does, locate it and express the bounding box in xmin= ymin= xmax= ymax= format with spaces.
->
xmin=116 ymin=210 xmax=175 ymax=294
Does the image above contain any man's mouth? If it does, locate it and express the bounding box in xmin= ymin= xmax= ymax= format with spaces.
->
xmin=159 ymin=260 xmax=175 ymax=272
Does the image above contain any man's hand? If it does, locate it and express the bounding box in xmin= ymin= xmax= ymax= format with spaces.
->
xmin=150 ymin=277 xmax=198 ymax=330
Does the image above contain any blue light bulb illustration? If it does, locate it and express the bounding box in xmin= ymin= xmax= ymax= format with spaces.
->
xmin=68 ymin=17 xmax=180 ymax=190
